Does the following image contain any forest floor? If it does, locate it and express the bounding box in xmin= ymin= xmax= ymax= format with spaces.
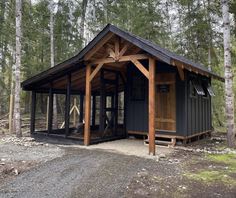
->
xmin=0 ymin=132 xmax=236 ymax=198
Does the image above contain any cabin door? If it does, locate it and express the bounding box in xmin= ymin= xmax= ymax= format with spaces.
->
xmin=99 ymin=69 xmax=119 ymax=137
xmin=155 ymin=73 xmax=176 ymax=132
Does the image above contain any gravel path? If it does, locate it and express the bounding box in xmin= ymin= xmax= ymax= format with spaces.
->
xmin=0 ymin=148 xmax=180 ymax=198
xmin=0 ymin=143 xmax=64 ymax=162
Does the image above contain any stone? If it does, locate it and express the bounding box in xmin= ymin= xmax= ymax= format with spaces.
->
xmin=14 ymin=169 xmax=19 ymax=175
xmin=159 ymin=154 xmax=166 ymax=158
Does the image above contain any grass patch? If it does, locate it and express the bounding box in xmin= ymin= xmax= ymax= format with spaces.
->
xmin=208 ymin=153 xmax=236 ymax=171
xmin=185 ymin=153 xmax=236 ymax=186
xmin=213 ymin=127 xmax=226 ymax=133
xmin=186 ymin=170 xmax=236 ymax=186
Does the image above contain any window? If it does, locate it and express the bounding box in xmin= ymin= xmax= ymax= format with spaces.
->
xmin=202 ymin=82 xmax=209 ymax=99
xmin=207 ymin=83 xmax=215 ymax=96
xmin=202 ymin=80 xmax=215 ymax=98
xmin=131 ymin=74 xmax=145 ymax=101
xmin=95 ymin=96 xmax=100 ymax=125
xmin=189 ymin=80 xmax=196 ymax=98
xmin=118 ymin=92 xmax=124 ymax=125
xmin=189 ymin=79 xmax=205 ymax=97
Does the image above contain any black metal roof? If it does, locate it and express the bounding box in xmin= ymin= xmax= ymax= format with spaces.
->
xmin=22 ymin=24 xmax=224 ymax=90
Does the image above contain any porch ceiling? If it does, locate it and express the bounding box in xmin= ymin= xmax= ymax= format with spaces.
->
xmin=32 ymin=34 xmax=144 ymax=93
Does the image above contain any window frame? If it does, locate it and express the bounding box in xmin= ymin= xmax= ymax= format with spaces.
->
xmin=189 ymin=79 xmax=197 ymax=99
xmin=202 ymin=80 xmax=210 ymax=99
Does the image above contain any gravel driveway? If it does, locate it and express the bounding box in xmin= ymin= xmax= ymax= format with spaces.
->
xmin=0 ymin=147 xmax=180 ymax=198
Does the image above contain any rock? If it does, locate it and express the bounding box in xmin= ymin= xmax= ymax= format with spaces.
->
xmin=1 ymin=136 xmax=45 ymax=147
xmin=179 ymin=185 xmax=187 ymax=190
xmin=159 ymin=154 xmax=166 ymax=158
xmin=14 ymin=169 xmax=19 ymax=175
xmin=1 ymin=158 xmax=6 ymax=161
xmin=138 ymin=171 xmax=148 ymax=177
xmin=0 ymin=162 xmax=5 ymax=165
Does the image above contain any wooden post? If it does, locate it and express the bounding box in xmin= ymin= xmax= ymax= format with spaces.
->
xmin=99 ymin=69 xmax=105 ymax=133
xmin=123 ymin=83 xmax=127 ymax=137
xmin=149 ymin=58 xmax=156 ymax=155
xmin=47 ymin=86 xmax=53 ymax=134
xmin=92 ymin=95 xmax=96 ymax=128
xmin=65 ymin=74 xmax=71 ymax=137
xmin=114 ymin=72 xmax=119 ymax=135
xmin=46 ymin=96 xmax=49 ymax=129
xmin=73 ymin=98 xmax=77 ymax=127
xmin=79 ymin=94 xmax=84 ymax=123
xmin=30 ymin=91 xmax=36 ymax=134
xmin=84 ymin=65 xmax=91 ymax=145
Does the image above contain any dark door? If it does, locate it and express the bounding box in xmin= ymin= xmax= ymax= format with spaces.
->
xmin=99 ymin=69 xmax=119 ymax=137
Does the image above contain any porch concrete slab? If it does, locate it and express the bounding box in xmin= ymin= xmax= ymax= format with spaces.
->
xmin=87 ymin=138 xmax=174 ymax=160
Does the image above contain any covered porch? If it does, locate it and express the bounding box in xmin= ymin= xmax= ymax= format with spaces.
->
xmin=26 ymin=34 xmax=157 ymax=154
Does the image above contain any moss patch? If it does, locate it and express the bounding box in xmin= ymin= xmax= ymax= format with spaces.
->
xmin=185 ymin=171 xmax=236 ymax=186
xmin=185 ymin=153 xmax=236 ymax=187
xmin=208 ymin=153 xmax=236 ymax=171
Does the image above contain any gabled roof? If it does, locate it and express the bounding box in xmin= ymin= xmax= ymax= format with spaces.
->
xmin=22 ymin=24 xmax=224 ymax=90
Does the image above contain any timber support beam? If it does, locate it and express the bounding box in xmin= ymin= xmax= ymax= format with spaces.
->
xmin=30 ymin=91 xmax=36 ymax=134
xmin=79 ymin=94 xmax=84 ymax=123
xmin=47 ymin=84 xmax=53 ymax=135
xmin=148 ymin=57 xmax=156 ymax=155
xmin=84 ymin=65 xmax=92 ymax=146
xmin=65 ymin=74 xmax=71 ymax=137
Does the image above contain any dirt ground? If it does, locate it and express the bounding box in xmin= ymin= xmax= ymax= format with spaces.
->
xmin=0 ymin=133 xmax=236 ymax=198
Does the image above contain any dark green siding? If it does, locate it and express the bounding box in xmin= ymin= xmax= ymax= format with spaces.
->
xmin=186 ymin=72 xmax=212 ymax=136
xmin=125 ymin=61 xmax=212 ymax=137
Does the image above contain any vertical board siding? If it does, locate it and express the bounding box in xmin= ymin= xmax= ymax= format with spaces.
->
xmin=125 ymin=63 xmax=212 ymax=137
xmin=176 ymin=73 xmax=186 ymax=136
xmin=126 ymin=61 xmax=186 ymax=136
xmin=186 ymin=72 xmax=212 ymax=135
xmin=126 ymin=62 xmax=148 ymax=132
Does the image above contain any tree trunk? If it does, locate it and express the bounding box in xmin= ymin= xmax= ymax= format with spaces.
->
xmin=80 ymin=0 xmax=88 ymax=47
xmin=14 ymin=0 xmax=22 ymax=137
xmin=206 ymin=0 xmax=212 ymax=71
xmin=222 ymin=0 xmax=235 ymax=147
xmin=208 ymin=48 xmax=211 ymax=71
xmin=50 ymin=0 xmax=58 ymax=129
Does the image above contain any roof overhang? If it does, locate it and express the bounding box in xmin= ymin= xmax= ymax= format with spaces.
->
xmin=21 ymin=24 xmax=224 ymax=91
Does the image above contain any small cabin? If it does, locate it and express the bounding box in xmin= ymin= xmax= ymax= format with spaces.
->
xmin=22 ymin=24 xmax=223 ymax=155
